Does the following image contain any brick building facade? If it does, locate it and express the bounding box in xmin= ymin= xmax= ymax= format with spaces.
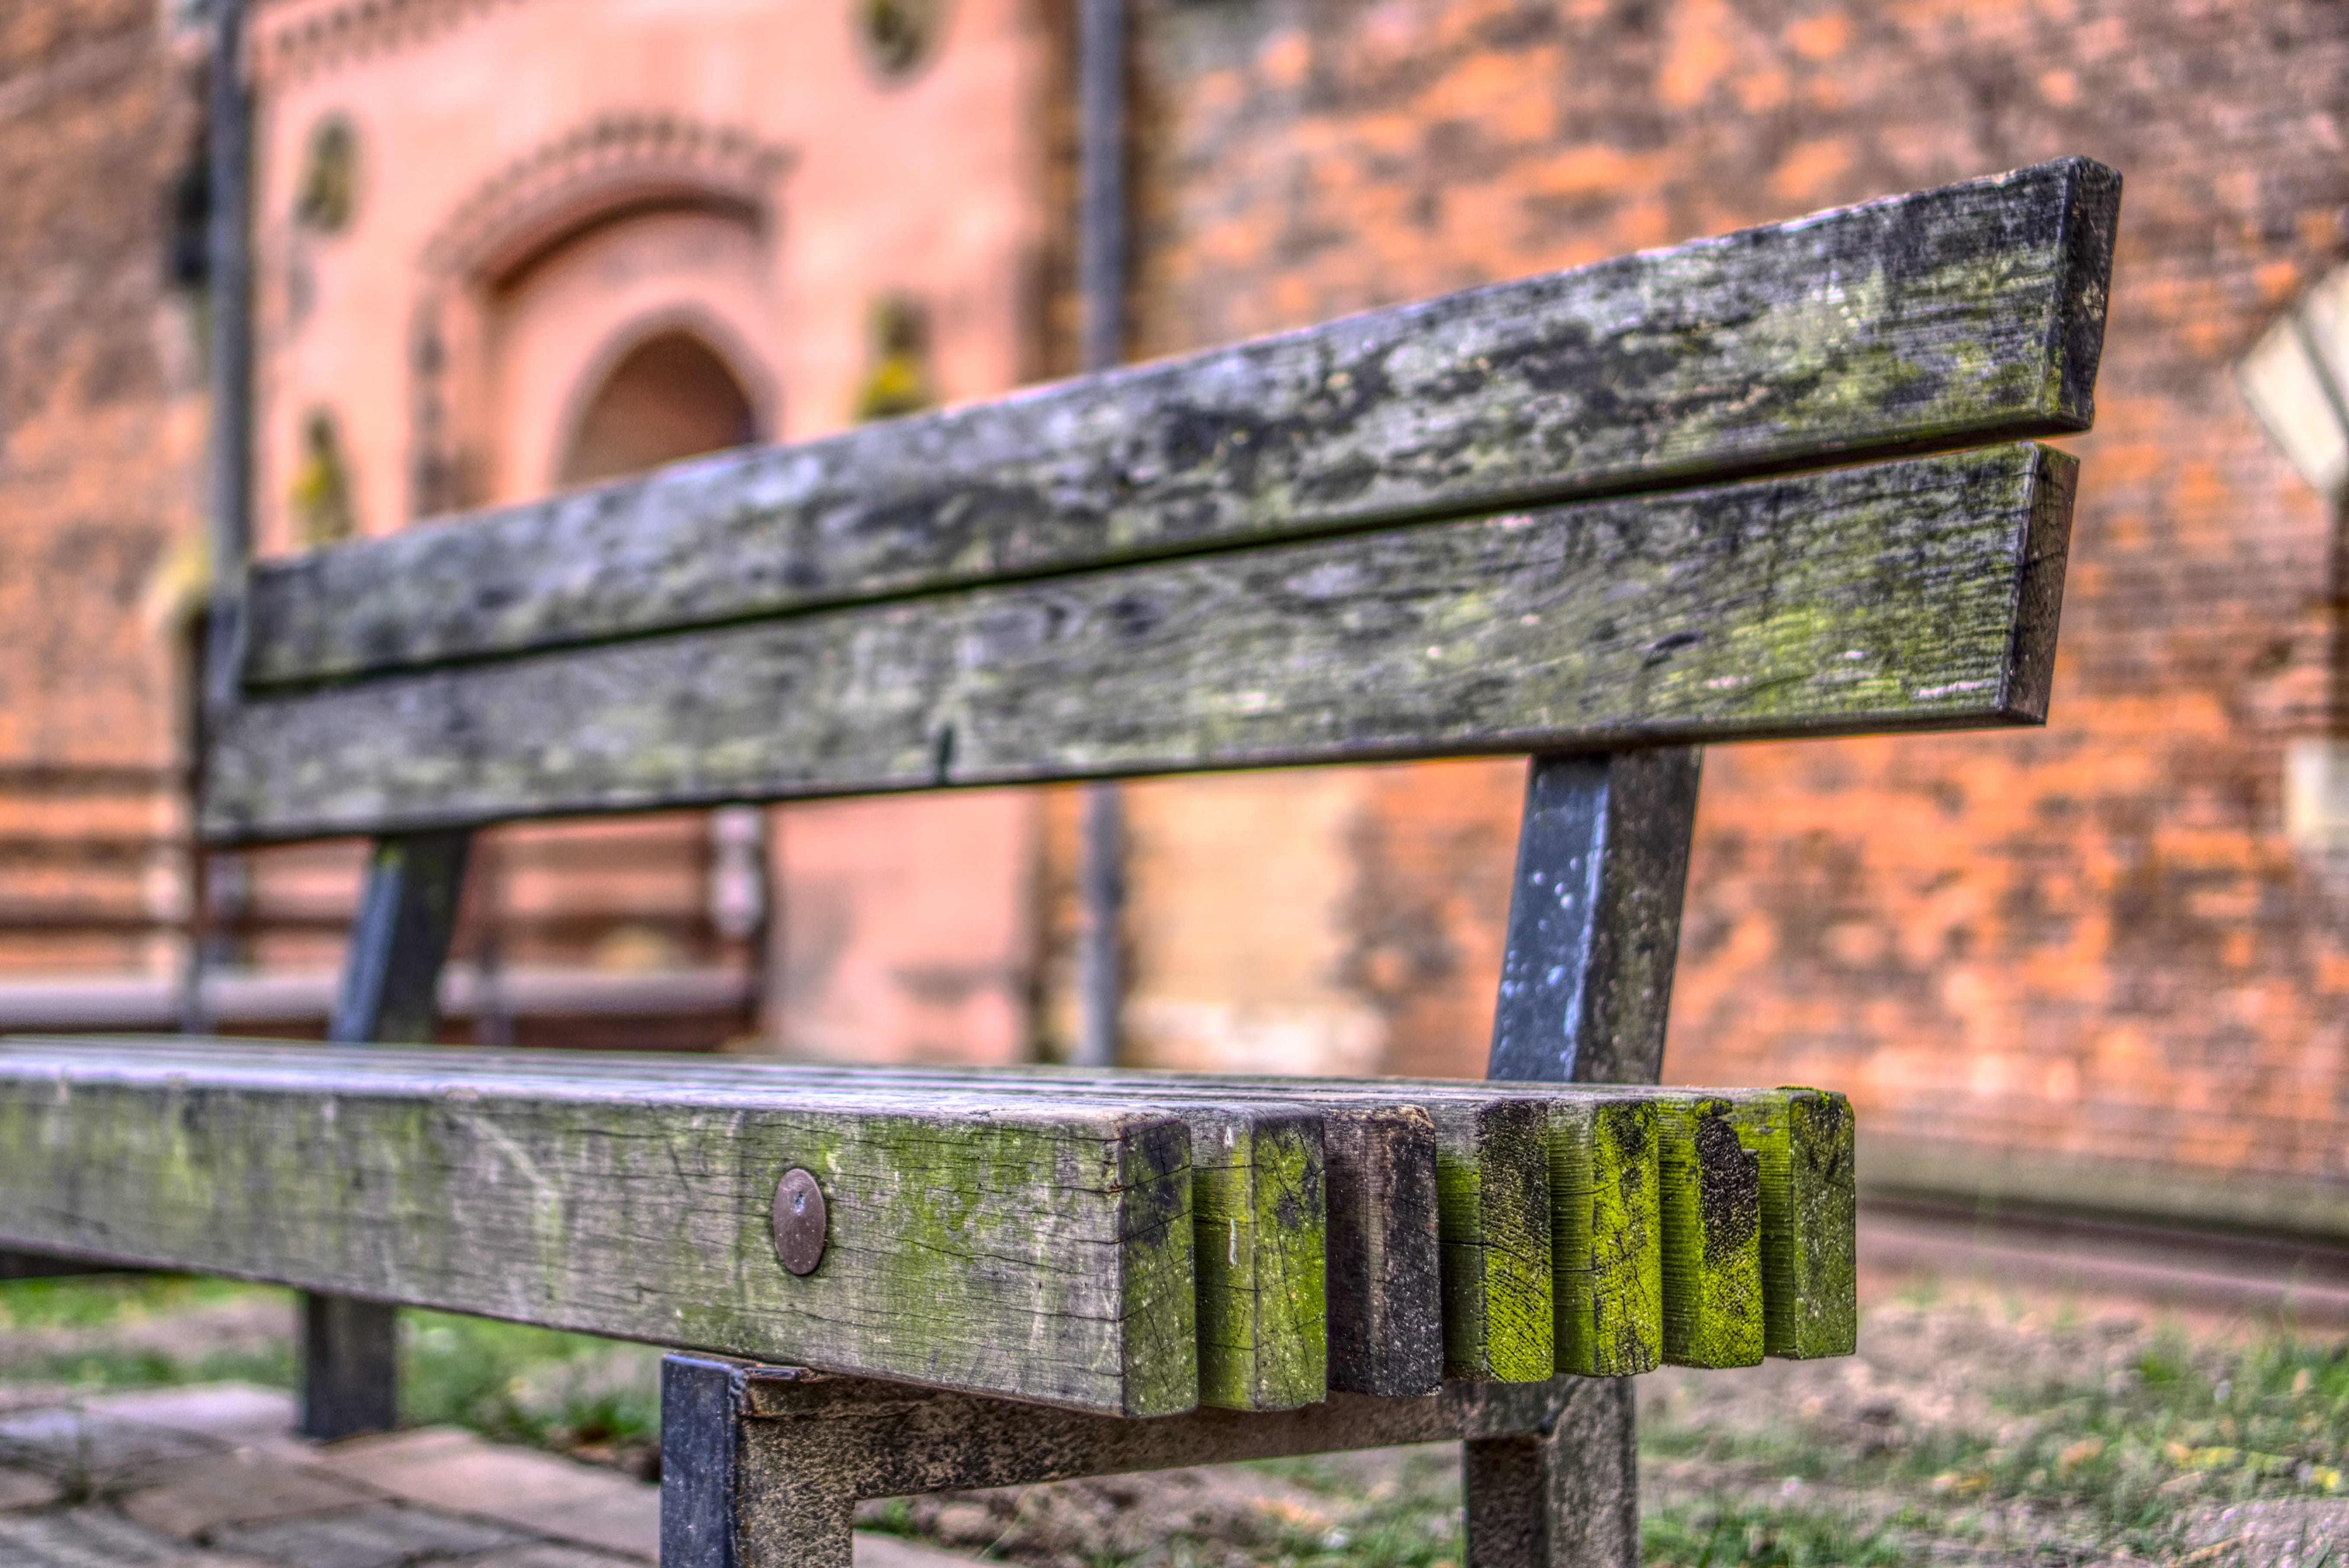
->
xmin=3 ymin=0 xmax=2346 ymax=1229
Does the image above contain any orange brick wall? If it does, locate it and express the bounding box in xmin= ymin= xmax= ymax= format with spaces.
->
xmin=0 ymin=2 xmax=203 ymax=980
xmin=1123 ymin=0 xmax=2349 ymax=1186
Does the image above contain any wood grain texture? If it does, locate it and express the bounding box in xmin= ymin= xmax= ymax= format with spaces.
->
xmin=1171 ymin=1104 xmax=1327 ymax=1411
xmin=1430 ymin=1100 xmax=1554 ymax=1383
xmin=0 ymin=1040 xmax=1197 ymax=1416
xmin=1654 ymin=1096 xmax=1765 ymax=1369
xmin=1753 ymin=1088 xmax=1857 ymax=1360
xmin=1546 ymin=1098 xmax=1663 ymax=1378
xmin=203 ymin=443 xmax=2076 ymax=843
xmin=543 ymin=1059 xmax=1415 ymax=1400
xmin=240 ymin=159 xmax=2116 ymax=689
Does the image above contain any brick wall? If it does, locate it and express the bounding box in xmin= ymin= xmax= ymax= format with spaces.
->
xmin=1120 ymin=0 xmax=2349 ymax=1196
xmin=0 ymin=1 xmax=202 ymax=981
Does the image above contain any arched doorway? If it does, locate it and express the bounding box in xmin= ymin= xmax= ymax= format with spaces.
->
xmin=558 ymin=328 xmax=759 ymax=487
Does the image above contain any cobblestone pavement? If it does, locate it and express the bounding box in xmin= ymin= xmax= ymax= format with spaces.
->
xmin=0 ymin=1382 xmax=978 ymax=1568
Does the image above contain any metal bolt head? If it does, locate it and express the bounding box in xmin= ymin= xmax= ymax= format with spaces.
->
xmin=772 ymin=1168 xmax=827 ymax=1276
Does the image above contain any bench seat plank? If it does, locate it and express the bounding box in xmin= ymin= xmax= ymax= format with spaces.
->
xmin=701 ymin=1064 xmax=1566 ymax=1387
xmin=239 ymin=158 xmax=2115 ymax=689
xmin=204 ymin=443 xmax=2074 ymax=843
xmin=1165 ymin=1104 xmax=1327 ymax=1411
xmin=0 ymin=1040 xmax=1197 ymax=1417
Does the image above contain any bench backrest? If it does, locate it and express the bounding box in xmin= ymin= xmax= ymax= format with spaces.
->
xmin=201 ymin=157 xmax=2117 ymax=845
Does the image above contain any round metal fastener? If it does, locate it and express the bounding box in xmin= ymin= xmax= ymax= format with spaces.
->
xmin=772 ymin=1168 xmax=828 ymax=1276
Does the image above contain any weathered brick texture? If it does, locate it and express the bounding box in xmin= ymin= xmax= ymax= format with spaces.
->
xmin=0 ymin=1 xmax=202 ymax=978
xmin=1127 ymin=0 xmax=2349 ymax=1189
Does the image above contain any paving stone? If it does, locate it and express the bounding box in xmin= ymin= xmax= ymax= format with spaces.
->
xmin=852 ymin=1532 xmax=993 ymax=1568
xmin=120 ymin=1450 xmax=382 ymax=1539
xmin=0 ymin=1408 xmax=221 ymax=1482
xmin=211 ymin=1502 xmax=527 ymax=1568
xmin=83 ymin=1385 xmax=297 ymax=1449
xmin=0 ymin=1462 xmax=64 ymax=1510
xmin=314 ymin=1426 xmax=657 ymax=1558
xmin=460 ymin=1545 xmax=651 ymax=1568
xmin=0 ymin=1505 xmax=274 ymax=1565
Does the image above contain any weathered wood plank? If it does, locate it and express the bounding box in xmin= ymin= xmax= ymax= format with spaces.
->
xmin=711 ymin=1063 xmax=1549 ymax=1386
xmin=1751 ymin=1088 xmax=1857 ymax=1360
xmin=203 ymin=443 xmax=2076 ymax=843
xmin=0 ymin=1040 xmax=1197 ymax=1417
xmin=240 ymin=159 xmax=2116 ymax=689
xmin=1429 ymin=1099 xmax=1554 ymax=1383
xmin=1546 ymin=1097 xmax=1663 ymax=1378
xmin=549 ymin=1058 xmax=1414 ymax=1400
xmin=1166 ymin=1103 xmax=1327 ymax=1411
xmin=1654 ymin=1095 xmax=1765 ymax=1369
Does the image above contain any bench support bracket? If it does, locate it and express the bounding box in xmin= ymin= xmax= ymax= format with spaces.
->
xmin=661 ymin=1355 xmax=1636 ymax=1568
xmin=302 ymin=828 xmax=472 ymax=1441
xmin=1480 ymin=746 xmax=1702 ymax=1565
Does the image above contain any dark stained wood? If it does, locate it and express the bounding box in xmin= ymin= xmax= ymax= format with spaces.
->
xmin=0 ymin=1039 xmax=1199 ymax=1417
xmin=239 ymin=159 xmax=2116 ymax=689
xmin=203 ymin=443 xmax=2076 ymax=843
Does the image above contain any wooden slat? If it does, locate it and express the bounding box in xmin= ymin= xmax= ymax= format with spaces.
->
xmin=556 ymin=1059 xmax=1420 ymax=1400
xmin=1547 ymin=1097 xmax=1664 ymax=1378
xmin=240 ymin=159 xmax=2116 ymax=689
xmin=1167 ymin=1103 xmax=1327 ymax=1411
xmin=1751 ymin=1088 xmax=1857 ymax=1360
xmin=704 ymin=1064 xmax=1547 ymax=1386
xmin=1318 ymin=1106 xmax=1442 ymax=1396
xmin=0 ymin=1040 xmax=1198 ymax=1417
xmin=204 ymin=443 xmax=2076 ymax=843
xmin=1654 ymin=1095 xmax=1765 ymax=1369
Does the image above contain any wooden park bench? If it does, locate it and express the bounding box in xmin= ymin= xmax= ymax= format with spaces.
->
xmin=0 ymin=157 xmax=2117 ymax=1567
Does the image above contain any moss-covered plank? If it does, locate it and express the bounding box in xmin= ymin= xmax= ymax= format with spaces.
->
xmin=1543 ymin=1097 xmax=1664 ymax=1377
xmin=576 ymin=1059 xmax=1406 ymax=1401
xmin=240 ymin=159 xmax=2116 ymax=689
xmin=1171 ymin=1103 xmax=1327 ymax=1411
xmin=0 ymin=1039 xmax=1196 ymax=1417
xmin=1750 ymin=1088 xmax=1857 ymax=1360
xmin=304 ymin=1052 xmax=1356 ymax=1405
xmin=204 ymin=443 xmax=2076 ymax=843
xmin=1427 ymin=1100 xmax=1553 ymax=1382
xmin=1652 ymin=1095 xmax=1765 ymax=1369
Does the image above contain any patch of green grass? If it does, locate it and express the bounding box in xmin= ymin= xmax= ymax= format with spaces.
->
xmin=1642 ymin=1501 xmax=1911 ymax=1567
xmin=401 ymin=1310 xmax=662 ymax=1471
xmin=0 ymin=1274 xmax=296 ymax=1391
xmin=0 ymin=1277 xmax=660 ymax=1472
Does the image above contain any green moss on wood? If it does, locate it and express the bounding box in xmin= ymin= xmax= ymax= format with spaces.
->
xmin=1433 ymin=1101 xmax=1552 ymax=1382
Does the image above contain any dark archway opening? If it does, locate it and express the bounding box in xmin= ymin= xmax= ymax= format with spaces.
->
xmin=559 ymin=328 xmax=758 ymax=487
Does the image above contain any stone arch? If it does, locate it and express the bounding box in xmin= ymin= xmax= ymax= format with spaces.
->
xmin=557 ymin=321 xmax=762 ymax=488
xmin=407 ymin=114 xmax=791 ymax=519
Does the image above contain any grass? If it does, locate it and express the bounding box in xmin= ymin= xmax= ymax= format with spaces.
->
xmin=3 ymin=1276 xmax=2346 ymax=1563
xmin=0 ymin=1274 xmax=661 ymax=1475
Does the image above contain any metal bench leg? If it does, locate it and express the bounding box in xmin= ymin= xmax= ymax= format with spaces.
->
xmin=301 ymin=1292 xmax=399 ymax=1440
xmin=1464 ymin=1378 xmax=1638 ymax=1568
xmin=302 ymin=830 xmax=472 ymax=1441
xmin=662 ymin=1355 xmax=857 ymax=1568
xmin=661 ymin=1354 xmax=1603 ymax=1568
xmin=1476 ymin=747 xmax=1702 ymax=1567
